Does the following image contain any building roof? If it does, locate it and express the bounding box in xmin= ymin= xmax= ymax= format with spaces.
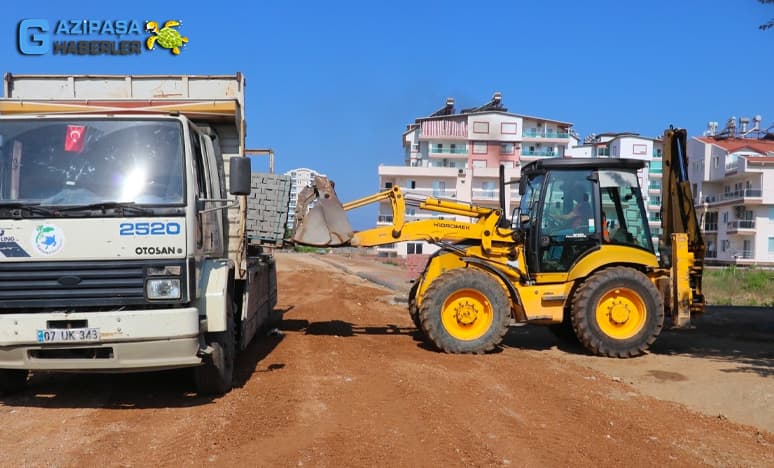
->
xmin=413 ymin=110 xmax=573 ymax=127
xmin=696 ymin=136 xmax=774 ymax=154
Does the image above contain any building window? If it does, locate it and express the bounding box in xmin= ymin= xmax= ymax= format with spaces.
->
xmin=769 ymin=237 xmax=774 ymax=253
xmin=500 ymin=142 xmax=514 ymax=154
xmin=722 ymin=211 xmax=728 ymax=223
xmin=432 ymin=180 xmax=446 ymax=197
xmin=406 ymin=180 xmax=416 ymax=189
xmin=407 ymin=242 xmax=424 ymax=255
xmin=482 ymin=181 xmax=496 ymax=198
xmin=501 ymin=122 xmax=517 ymax=134
xmin=722 ymin=239 xmax=730 ymax=252
xmin=473 ymin=121 xmax=489 ymax=134
xmin=500 ymin=161 xmax=514 ymax=168
xmin=768 ymin=207 xmax=774 ymax=221
xmin=472 ymin=160 xmax=487 ymax=168
xmin=473 ymin=141 xmax=487 ymax=154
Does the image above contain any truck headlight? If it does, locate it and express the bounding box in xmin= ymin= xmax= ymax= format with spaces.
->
xmin=146 ymin=279 xmax=181 ymax=300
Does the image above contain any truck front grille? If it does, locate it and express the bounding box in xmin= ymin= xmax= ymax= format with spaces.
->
xmin=0 ymin=260 xmax=187 ymax=310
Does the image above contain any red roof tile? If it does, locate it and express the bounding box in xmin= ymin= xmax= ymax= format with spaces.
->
xmin=696 ymin=136 xmax=774 ymax=154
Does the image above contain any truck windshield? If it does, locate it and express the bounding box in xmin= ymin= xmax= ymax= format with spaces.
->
xmin=0 ymin=119 xmax=184 ymax=206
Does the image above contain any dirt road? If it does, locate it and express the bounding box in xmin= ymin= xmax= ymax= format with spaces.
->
xmin=1 ymin=252 xmax=772 ymax=467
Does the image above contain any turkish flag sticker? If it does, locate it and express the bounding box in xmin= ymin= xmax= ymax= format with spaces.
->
xmin=64 ymin=125 xmax=87 ymax=153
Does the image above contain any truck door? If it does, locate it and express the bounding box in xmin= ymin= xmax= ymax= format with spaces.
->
xmin=199 ymin=134 xmax=226 ymax=256
xmin=189 ymin=124 xmax=218 ymax=256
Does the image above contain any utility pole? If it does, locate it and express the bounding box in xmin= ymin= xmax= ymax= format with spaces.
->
xmin=245 ymin=148 xmax=275 ymax=174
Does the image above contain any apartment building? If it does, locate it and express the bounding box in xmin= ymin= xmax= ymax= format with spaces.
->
xmin=566 ymin=133 xmax=664 ymax=247
xmin=688 ymin=117 xmax=774 ymax=265
xmin=285 ymin=167 xmax=326 ymax=231
xmin=377 ymin=93 xmax=577 ymax=257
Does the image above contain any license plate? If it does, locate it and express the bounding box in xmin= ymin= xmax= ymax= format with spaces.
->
xmin=37 ymin=328 xmax=100 ymax=343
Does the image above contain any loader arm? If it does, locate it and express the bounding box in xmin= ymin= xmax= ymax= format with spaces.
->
xmin=292 ymin=177 xmax=514 ymax=254
xmin=660 ymin=127 xmax=705 ymax=326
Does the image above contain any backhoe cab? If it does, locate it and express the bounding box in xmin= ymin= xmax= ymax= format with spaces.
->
xmin=292 ymin=127 xmax=703 ymax=358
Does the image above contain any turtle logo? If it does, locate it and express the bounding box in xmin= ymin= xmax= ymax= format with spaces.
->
xmin=145 ymin=20 xmax=188 ymax=55
xmin=31 ymin=224 xmax=65 ymax=256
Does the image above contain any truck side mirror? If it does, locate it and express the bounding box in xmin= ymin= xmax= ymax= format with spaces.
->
xmin=229 ymin=157 xmax=251 ymax=195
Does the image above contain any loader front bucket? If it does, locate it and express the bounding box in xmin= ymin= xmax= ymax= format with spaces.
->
xmin=291 ymin=176 xmax=354 ymax=246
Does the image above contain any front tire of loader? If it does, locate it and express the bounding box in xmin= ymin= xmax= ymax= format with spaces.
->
xmin=408 ymin=281 xmax=422 ymax=330
xmin=571 ymin=266 xmax=664 ymax=358
xmin=0 ymin=369 xmax=29 ymax=396
xmin=195 ymin=297 xmax=236 ymax=396
xmin=419 ymin=268 xmax=511 ymax=354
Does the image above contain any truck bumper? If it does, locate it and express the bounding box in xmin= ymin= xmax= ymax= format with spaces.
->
xmin=0 ymin=308 xmax=202 ymax=371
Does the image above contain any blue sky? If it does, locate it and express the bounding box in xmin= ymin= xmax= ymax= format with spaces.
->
xmin=3 ymin=1 xmax=773 ymax=229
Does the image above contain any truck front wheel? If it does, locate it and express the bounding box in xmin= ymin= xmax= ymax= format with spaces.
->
xmin=195 ymin=297 xmax=236 ymax=396
xmin=0 ymin=369 xmax=29 ymax=396
xmin=571 ymin=267 xmax=664 ymax=358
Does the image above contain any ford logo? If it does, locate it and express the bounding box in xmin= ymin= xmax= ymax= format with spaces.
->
xmin=57 ymin=275 xmax=82 ymax=286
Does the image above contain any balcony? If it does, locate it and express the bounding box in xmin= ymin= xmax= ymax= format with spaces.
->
xmin=522 ymin=130 xmax=570 ymax=139
xmin=648 ymin=183 xmax=661 ymax=192
xmin=704 ymin=189 xmax=763 ymax=205
xmin=521 ymin=149 xmax=558 ymax=157
xmin=732 ymin=250 xmax=754 ymax=260
xmin=429 ymin=146 xmax=468 ymax=156
xmin=471 ymin=189 xmax=500 ymax=200
xmin=725 ymin=160 xmax=740 ymax=174
xmin=403 ymin=188 xmax=457 ymax=198
xmin=727 ymin=220 xmax=755 ymax=233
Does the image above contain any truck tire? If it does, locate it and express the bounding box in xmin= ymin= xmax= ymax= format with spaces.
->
xmin=195 ymin=298 xmax=236 ymax=396
xmin=418 ymin=268 xmax=511 ymax=354
xmin=0 ymin=369 xmax=29 ymax=396
xmin=408 ymin=281 xmax=421 ymax=330
xmin=571 ymin=267 xmax=664 ymax=358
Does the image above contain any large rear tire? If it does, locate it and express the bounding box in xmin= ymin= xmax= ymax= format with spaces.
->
xmin=418 ymin=268 xmax=511 ymax=354
xmin=195 ymin=297 xmax=236 ymax=396
xmin=0 ymin=369 xmax=29 ymax=396
xmin=571 ymin=267 xmax=664 ymax=358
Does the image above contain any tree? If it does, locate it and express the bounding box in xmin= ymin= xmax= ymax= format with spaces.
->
xmin=761 ymin=0 xmax=774 ymax=30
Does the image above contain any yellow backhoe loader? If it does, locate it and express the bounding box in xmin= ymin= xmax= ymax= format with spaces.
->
xmin=292 ymin=128 xmax=704 ymax=357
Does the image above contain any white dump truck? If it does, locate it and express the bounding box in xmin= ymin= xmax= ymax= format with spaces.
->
xmin=0 ymin=74 xmax=286 ymax=395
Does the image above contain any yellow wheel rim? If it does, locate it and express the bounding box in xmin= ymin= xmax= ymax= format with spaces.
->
xmin=595 ymin=287 xmax=647 ymax=340
xmin=440 ymin=289 xmax=494 ymax=341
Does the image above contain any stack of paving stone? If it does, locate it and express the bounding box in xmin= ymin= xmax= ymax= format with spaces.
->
xmin=246 ymin=173 xmax=291 ymax=246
